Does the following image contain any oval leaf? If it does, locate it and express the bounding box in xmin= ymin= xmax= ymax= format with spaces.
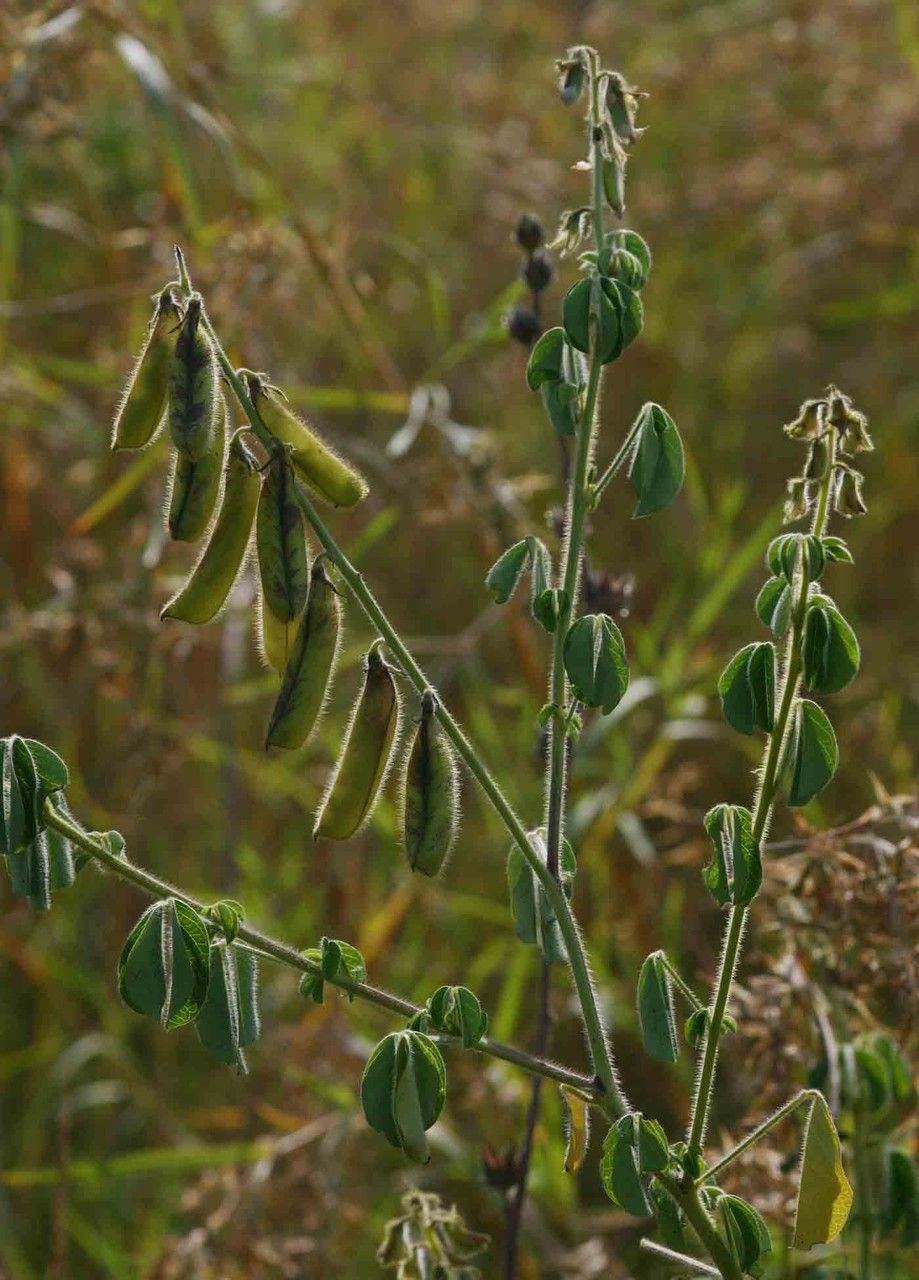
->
xmin=793 ymin=1094 xmax=853 ymax=1249
xmin=637 ymin=953 xmax=678 ymax=1063
xmin=787 ymin=700 xmax=839 ymax=807
xmin=563 ymin=614 xmax=629 ymax=713
xmin=628 ymin=403 xmax=684 ymax=518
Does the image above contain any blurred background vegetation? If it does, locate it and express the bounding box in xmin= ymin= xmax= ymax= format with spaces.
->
xmin=1 ymin=1 xmax=916 ymax=1277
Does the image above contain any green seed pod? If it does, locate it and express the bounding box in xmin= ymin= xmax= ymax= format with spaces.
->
xmin=314 ymin=645 xmax=400 ymax=841
xmin=256 ymin=442 xmax=309 ymax=623
xmin=249 ymin=375 xmax=368 ymax=508
xmin=168 ymin=294 xmax=218 ymax=461
xmin=401 ymin=691 xmax=459 ymax=876
xmin=256 ymin=588 xmax=294 ymax=673
xmin=265 ymin=560 xmax=342 ymax=750
xmin=111 ymin=287 xmax=182 ymax=451
xmin=161 ymin=431 xmax=260 ymax=625
xmin=166 ymin=396 xmax=227 ymax=542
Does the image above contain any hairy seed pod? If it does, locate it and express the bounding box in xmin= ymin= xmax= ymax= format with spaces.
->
xmin=166 ymin=396 xmax=227 ymax=542
xmin=256 ymin=442 xmax=309 ymax=623
xmin=256 ymin=588 xmax=293 ymax=673
xmin=112 ymin=287 xmax=182 ymax=451
xmin=401 ymin=691 xmax=459 ymax=876
xmin=161 ymin=431 xmax=260 ymax=625
xmin=168 ymin=294 xmax=218 ymax=460
xmin=265 ymin=560 xmax=341 ymax=749
xmin=248 ymin=375 xmax=368 ymax=507
xmin=313 ymin=645 xmax=400 ymax=840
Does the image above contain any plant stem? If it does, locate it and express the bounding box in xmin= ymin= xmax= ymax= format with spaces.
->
xmin=532 ymin=49 xmax=626 ymax=1115
xmin=176 ymin=252 xmax=626 ymax=1116
xmin=655 ymin=1172 xmax=744 ymax=1280
xmin=852 ymin=1105 xmax=873 ymax=1280
xmin=43 ymin=800 xmax=600 ymax=1097
xmin=638 ymin=1240 xmax=720 ymax=1277
xmin=686 ymin=429 xmax=839 ymax=1156
xmin=657 ymin=951 xmax=705 ymax=1013
xmin=699 ymin=1089 xmax=818 ymax=1184
xmin=593 ymin=418 xmax=642 ymax=502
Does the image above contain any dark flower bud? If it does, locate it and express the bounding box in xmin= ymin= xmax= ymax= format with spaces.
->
xmin=834 ymin=466 xmax=868 ymax=518
xmin=522 ymin=248 xmax=554 ymax=293
xmin=506 ymin=305 xmax=541 ymax=347
xmin=784 ymin=477 xmax=811 ymax=523
xmin=804 ymin=437 xmax=829 ymax=481
xmin=515 ymin=213 xmax=544 ymax=253
xmin=556 ymin=57 xmax=586 ymax=107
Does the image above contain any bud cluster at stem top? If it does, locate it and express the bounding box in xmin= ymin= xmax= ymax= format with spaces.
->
xmin=783 ymin=385 xmax=872 ymax=524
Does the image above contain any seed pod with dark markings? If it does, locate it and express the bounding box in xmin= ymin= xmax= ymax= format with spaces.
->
xmin=112 ymin=287 xmax=182 ymax=451
xmin=168 ymin=294 xmax=218 ymax=461
xmin=167 ymin=396 xmax=227 ymax=542
xmin=401 ymin=691 xmax=459 ymax=876
xmin=265 ymin=560 xmax=341 ymax=749
xmin=161 ymin=431 xmax=260 ymax=625
xmin=247 ymin=374 xmax=368 ymax=508
xmin=313 ymin=644 xmax=399 ymax=840
xmin=256 ymin=441 xmax=309 ymax=623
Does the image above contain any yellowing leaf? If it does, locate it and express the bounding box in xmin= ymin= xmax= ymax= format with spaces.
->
xmin=560 ymin=1085 xmax=591 ymax=1174
xmin=793 ymin=1095 xmax=853 ymax=1249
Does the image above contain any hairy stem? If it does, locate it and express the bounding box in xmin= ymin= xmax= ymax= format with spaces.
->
xmin=175 ymin=251 xmax=625 ymax=1116
xmin=686 ymin=429 xmax=839 ymax=1155
xmin=700 ymin=1089 xmax=819 ymax=1183
xmin=535 ymin=48 xmax=627 ymax=1114
xmin=44 ymin=800 xmax=601 ymax=1097
xmin=656 ymin=1172 xmax=744 ymax=1280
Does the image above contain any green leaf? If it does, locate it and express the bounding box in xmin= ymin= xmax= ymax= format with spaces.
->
xmin=628 ymin=403 xmax=685 ymax=518
xmin=22 ymin=739 xmax=69 ymax=795
xmin=721 ymin=1195 xmax=772 ymax=1277
xmin=793 ymin=1094 xmax=853 ymax=1249
xmin=426 ymin=985 xmax=488 ymax=1047
xmin=563 ymin=613 xmax=629 ymax=713
xmin=298 ymin=948 xmax=325 ymax=1003
xmin=540 ymin=379 xmax=579 ymax=436
xmin=702 ymin=804 xmax=762 ymax=906
xmin=194 ymin=944 xmax=259 ymax=1067
xmin=533 ymin=586 xmax=567 ymax=634
xmin=881 ymin=1149 xmax=919 ymax=1241
xmin=787 ymin=700 xmax=839 ymax=807
xmin=821 ymin=535 xmax=854 ymax=564
xmin=636 ymin=953 xmax=678 ymax=1063
xmin=485 ymin=539 xmax=529 ymax=604
xmin=801 ymin=602 xmax=860 ymax=694
xmin=718 ymin=642 xmax=775 ymax=735
xmin=118 ymin=902 xmax=169 ymax=1021
xmin=684 ymin=1008 xmax=737 ymax=1048
xmin=608 ymin=230 xmax=652 ymax=286
xmin=1 ymin=738 xmax=28 ymax=856
xmin=600 ymin=1115 xmax=652 ymax=1217
xmin=637 ymin=1116 xmax=670 ymax=1173
xmin=562 ymin=276 xmax=621 ymax=363
xmin=360 ymin=1030 xmax=446 ymax=1163
xmin=117 ymin=899 xmax=210 ymax=1030
xmin=526 ymin=326 xmax=566 ymax=390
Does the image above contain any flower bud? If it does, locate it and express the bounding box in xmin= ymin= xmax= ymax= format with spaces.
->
xmin=804 ymin=437 xmax=829 ymax=481
xmin=514 ymin=213 xmax=544 ymax=253
xmin=556 ymin=56 xmax=586 ymax=106
xmin=506 ymin=305 xmax=541 ymax=347
xmin=521 ymin=248 xmax=553 ymax=293
xmin=783 ymin=477 xmax=811 ymax=524
xmin=784 ymin=397 xmax=827 ymax=441
xmin=549 ymin=207 xmax=593 ymax=257
xmin=834 ymin=466 xmax=867 ymax=518
xmin=604 ymin=71 xmax=645 ymax=147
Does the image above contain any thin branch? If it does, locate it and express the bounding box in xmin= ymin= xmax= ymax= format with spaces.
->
xmin=43 ymin=801 xmax=600 ymax=1097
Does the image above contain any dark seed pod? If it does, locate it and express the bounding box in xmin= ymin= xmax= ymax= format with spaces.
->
xmin=168 ymin=294 xmax=218 ymax=461
xmin=522 ymin=248 xmax=554 ymax=293
xmin=401 ymin=691 xmax=459 ymax=877
xmin=314 ymin=645 xmax=400 ymax=841
xmin=112 ymin=287 xmax=182 ymax=451
xmin=256 ymin=442 xmax=310 ymax=624
xmin=515 ymin=213 xmax=545 ymax=253
xmin=507 ymin=305 xmax=541 ymax=347
xmin=265 ymin=560 xmax=342 ymax=750
xmin=166 ymin=396 xmax=227 ymax=542
xmin=161 ymin=431 xmax=260 ymax=625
